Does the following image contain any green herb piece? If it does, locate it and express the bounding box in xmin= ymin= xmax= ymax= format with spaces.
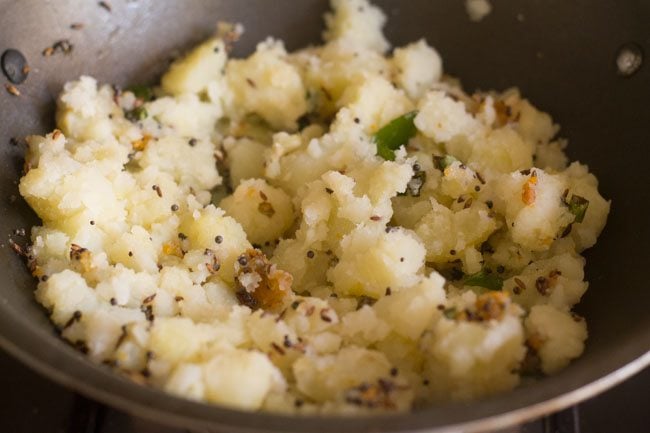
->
xmin=373 ymin=111 xmax=418 ymax=161
xmin=567 ymin=194 xmax=589 ymax=223
xmin=127 ymin=84 xmax=154 ymax=102
xmin=433 ymin=154 xmax=459 ymax=171
xmin=125 ymin=106 xmax=148 ymax=122
xmin=464 ymin=270 xmax=504 ymax=291
xmin=443 ymin=307 xmax=457 ymax=319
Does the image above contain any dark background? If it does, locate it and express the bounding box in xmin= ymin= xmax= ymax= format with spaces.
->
xmin=1 ymin=349 xmax=648 ymax=433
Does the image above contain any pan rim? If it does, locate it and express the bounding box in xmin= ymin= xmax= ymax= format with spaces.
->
xmin=1 ymin=306 xmax=648 ymax=433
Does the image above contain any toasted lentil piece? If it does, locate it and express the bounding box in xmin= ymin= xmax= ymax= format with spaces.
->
xmin=206 ymin=253 xmax=221 ymax=273
xmin=5 ymin=84 xmax=20 ymax=96
xmin=70 ymin=244 xmax=89 ymax=261
xmin=9 ymin=238 xmax=28 ymax=258
xmin=234 ymin=249 xmax=292 ymax=312
xmin=514 ymin=277 xmax=527 ymax=291
xmin=43 ymin=40 xmax=73 ymax=57
xmin=258 ymin=201 xmax=275 ymax=217
xmin=475 ymin=292 xmax=510 ymax=321
xmin=344 ymin=379 xmax=398 ymax=409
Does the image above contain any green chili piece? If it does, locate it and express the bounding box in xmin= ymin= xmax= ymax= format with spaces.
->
xmin=125 ymin=106 xmax=148 ymax=122
xmin=373 ymin=111 xmax=418 ymax=161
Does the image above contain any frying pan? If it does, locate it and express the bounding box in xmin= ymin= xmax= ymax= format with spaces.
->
xmin=1 ymin=1 xmax=649 ymax=432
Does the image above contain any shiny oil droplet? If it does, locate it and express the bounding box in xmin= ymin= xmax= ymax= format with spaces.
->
xmin=616 ymin=43 xmax=643 ymax=77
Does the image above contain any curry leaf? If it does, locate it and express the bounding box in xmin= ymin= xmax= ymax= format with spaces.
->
xmin=127 ymin=84 xmax=154 ymax=102
xmin=433 ymin=154 xmax=459 ymax=171
xmin=464 ymin=270 xmax=503 ymax=291
xmin=567 ymin=194 xmax=589 ymax=223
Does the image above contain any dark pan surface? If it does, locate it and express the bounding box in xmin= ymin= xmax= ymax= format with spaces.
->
xmin=1 ymin=1 xmax=649 ymax=432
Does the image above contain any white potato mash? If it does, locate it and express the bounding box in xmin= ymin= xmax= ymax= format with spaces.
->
xmin=18 ymin=0 xmax=609 ymax=413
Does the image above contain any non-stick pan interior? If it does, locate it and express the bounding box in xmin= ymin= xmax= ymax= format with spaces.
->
xmin=1 ymin=1 xmax=648 ymax=432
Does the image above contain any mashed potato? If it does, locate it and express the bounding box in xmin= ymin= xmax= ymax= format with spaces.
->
xmin=18 ymin=0 xmax=609 ymax=414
